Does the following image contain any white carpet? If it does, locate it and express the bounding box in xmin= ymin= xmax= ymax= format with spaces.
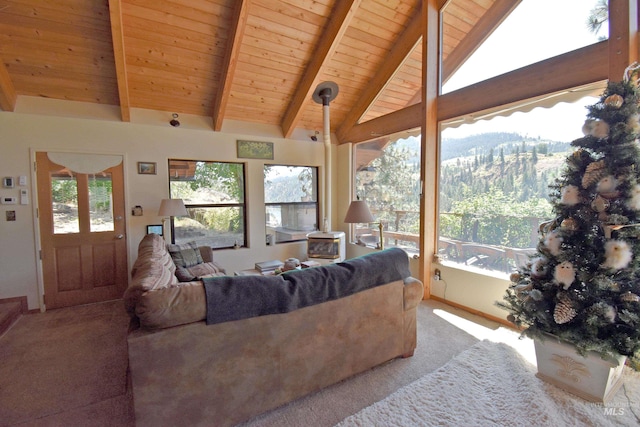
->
xmin=336 ymin=340 xmax=640 ymax=427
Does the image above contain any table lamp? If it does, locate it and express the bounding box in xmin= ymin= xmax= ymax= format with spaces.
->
xmin=158 ymin=198 xmax=188 ymax=242
xmin=344 ymin=199 xmax=384 ymax=249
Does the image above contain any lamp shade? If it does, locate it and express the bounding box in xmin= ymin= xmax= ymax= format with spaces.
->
xmin=158 ymin=199 xmax=188 ymax=217
xmin=344 ymin=200 xmax=374 ymax=223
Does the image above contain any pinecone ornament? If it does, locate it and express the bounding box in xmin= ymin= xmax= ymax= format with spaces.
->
xmin=582 ymin=160 xmax=607 ymax=189
xmin=554 ymin=294 xmax=577 ymax=324
xmin=621 ymin=292 xmax=640 ymax=302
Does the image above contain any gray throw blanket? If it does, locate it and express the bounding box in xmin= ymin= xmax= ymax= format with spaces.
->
xmin=202 ymin=247 xmax=411 ymax=325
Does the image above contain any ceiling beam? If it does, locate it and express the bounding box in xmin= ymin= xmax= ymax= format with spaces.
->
xmin=281 ymin=0 xmax=362 ymax=138
xmin=336 ymin=8 xmax=422 ymax=143
xmin=108 ymin=0 xmax=131 ymax=122
xmin=340 ymin=41 xmax=609 ymax=144
xmin=441 ymin=0 xmax=521 ymax=86
xmin=213 ymin=0 xmax=250 ymax=131
xmin=0 ymin=58 xmax=17 ymax=112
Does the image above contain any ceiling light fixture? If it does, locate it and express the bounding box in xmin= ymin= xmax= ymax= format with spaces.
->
xmin=169 ymin=113 xmax=180 ymax=127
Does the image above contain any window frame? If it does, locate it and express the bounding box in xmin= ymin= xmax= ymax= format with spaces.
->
xmin=264 ymin=164 xmax=319 ymax=244
xmin=168 ymin=159 xmax=247 ymax=248
xmin=351 ymin=129 xmax=422 ymax=255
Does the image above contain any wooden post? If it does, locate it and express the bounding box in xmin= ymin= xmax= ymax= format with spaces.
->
xmin=608 ymin=0 xmax=639 ymax=80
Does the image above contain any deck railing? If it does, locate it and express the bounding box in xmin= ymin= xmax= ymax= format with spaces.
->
xmin=358 ymin=211 xmax=545 ymax=274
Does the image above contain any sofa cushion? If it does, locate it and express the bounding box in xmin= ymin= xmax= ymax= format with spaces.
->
xmin=175 ymin=261 xmax=227 ymax=282
xmin=131 ymin=234 xmax=176 ymax=278
xmin=168 ymin=241 xmax=204 ymax=268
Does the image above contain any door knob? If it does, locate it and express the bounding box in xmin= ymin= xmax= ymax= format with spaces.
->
xmin=115 ymin=216 xmax=123 ymax=221
xmin=116 ymin=234 xmax=124 ymax=239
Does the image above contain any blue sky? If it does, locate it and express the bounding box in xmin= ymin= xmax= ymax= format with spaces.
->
xmin=442 ymin=0 xmax=607 ymax=142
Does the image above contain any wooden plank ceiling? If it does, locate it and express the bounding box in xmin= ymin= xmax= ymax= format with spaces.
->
xmin=0 ymin=0 xmax=505 ymax=141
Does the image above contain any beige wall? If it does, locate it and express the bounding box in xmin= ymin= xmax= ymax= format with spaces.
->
xmin=1 ymin=96 xmax=506 ymax=321
xmin=1 ymin=97 xmax=326 ymax=310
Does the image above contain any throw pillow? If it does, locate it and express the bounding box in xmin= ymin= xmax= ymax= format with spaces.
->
xmin=174 ymin=265 xmax=197 ymax=282
xmin=167 ymin=241 xmax=204 ymax=268
xmin=187 ymin=262 xmax=223 ymax=279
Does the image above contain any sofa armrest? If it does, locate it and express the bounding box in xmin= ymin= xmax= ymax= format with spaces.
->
xmin=199 ymin=246 xmax=214 ymax=263
xmin=403 ymin=277 xmax=424 ymax=310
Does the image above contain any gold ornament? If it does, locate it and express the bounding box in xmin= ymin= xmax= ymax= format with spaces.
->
xmin=604 ymin=93 xmax=624 ymax=108
xmin=591 ymin=195 xmax=610 ymax=213
xmin=620 ymin=292 xmax=640 ymax=302
xmin=509 ymin=272 xmax=522 ymax=283
xmin=581 ymin=160 xmax=606 ymax=189
xmin=554 ymin=295 xmax=577 ymax=324
xmin=560 ymin=217 xmax=578 ymax=231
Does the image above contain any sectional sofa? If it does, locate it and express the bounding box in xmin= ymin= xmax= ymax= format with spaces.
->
xmin=124 ymin=233 xmax=424 ymax=426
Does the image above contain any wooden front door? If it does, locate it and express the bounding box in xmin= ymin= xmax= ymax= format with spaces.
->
xmin=36 ymin=152 xmax=128 ymax=309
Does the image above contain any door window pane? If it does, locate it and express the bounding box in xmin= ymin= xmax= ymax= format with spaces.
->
xmin=89 ymin=173 xmax=114 ymax=232
xmin=51 ymin=173 xmax=79 ymax=234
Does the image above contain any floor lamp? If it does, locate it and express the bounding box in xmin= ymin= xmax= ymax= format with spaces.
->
xmin=158 ymin=198 xmax=188 ymax=243
xmin=344 ymin=199 xmax=384 ymax=250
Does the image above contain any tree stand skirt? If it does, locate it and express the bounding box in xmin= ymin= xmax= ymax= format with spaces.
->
xmin=534 ymin=336 xmax=627 ymax=403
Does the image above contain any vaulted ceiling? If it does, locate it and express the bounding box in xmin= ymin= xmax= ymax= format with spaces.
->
xmin=0 ymin=0 xmax=516 ymax=140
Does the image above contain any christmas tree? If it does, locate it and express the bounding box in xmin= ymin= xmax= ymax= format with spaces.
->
xmin=498 ymin=65 xmax=640 ymax=360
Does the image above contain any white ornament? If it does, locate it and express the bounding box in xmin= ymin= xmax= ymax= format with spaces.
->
xmin=602 ymin=239 xmax=633 ymax=271
xmin=604 ymin=304 xmax=617 ymax=323
xmin=582 ymin=119 xmax=610 ymax=139
xmin=626 ymin=184 xmax=640 ymax=210
xmin=554 ymin=261 xmax=575 ymax=290
xmin=596 ymin=175 xmax=618 ymax=194
xmin=544 ymin=230 xmax=563 ymax=256
xmin=530 ymin=257 xmax=548 ymax=278
xmin=628 ymin=113 xmax=640 ymax=133
xmin=560 ymin=185 xmax=580 ymax=206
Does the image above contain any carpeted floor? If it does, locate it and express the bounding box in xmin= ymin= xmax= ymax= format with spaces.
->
xmin=1 ymin=298 xmax=636 ymax=426
xmin=336 ymin=340 xmax=640 ymax=427
xmin=0 ymin=300 xmax=134 ymax=427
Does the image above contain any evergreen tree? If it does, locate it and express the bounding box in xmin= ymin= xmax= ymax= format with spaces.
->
xmin=498 ymin=73 xmax=640 ymax=359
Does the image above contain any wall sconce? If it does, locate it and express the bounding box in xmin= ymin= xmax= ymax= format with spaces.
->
xmin=310 ymin=130 xmax=319 ymax=141
xmin=344 ymin=198 xmax=384 ymax=250
xmin=169 ymin=113 xmax=180 ymax=127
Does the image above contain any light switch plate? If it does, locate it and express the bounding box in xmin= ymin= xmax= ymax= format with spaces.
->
xmin=1 ymin=196 xmax=17 ymax=204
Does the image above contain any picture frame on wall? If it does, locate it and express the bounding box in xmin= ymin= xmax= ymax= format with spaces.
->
xmin=137 ymin=162 xmax=157 ymax=175
xmin=236 ymin=140 xmax=274 ymax=160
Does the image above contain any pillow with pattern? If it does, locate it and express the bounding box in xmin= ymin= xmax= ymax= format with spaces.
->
xmin=167 ymin=241 xmax=204 ymax=269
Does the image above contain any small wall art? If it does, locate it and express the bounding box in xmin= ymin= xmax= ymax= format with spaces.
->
xmin=137 ymin=162 xmax=157 ymax=175
xmin=236 ymin=140 xmax=274 ymax=160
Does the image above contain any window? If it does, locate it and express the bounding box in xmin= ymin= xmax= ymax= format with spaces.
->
xmin=441 ymin=0 xmax=607 ymax=93
xmin=438 ymin=93 xmax=599 ymax=274
xmin=264 ymin=165 xmax=318 ymax=243
xmin=169 ymin=159 xmax=246 ymax=248
xmin=353 ymin=129 xmax=421 ymax=255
